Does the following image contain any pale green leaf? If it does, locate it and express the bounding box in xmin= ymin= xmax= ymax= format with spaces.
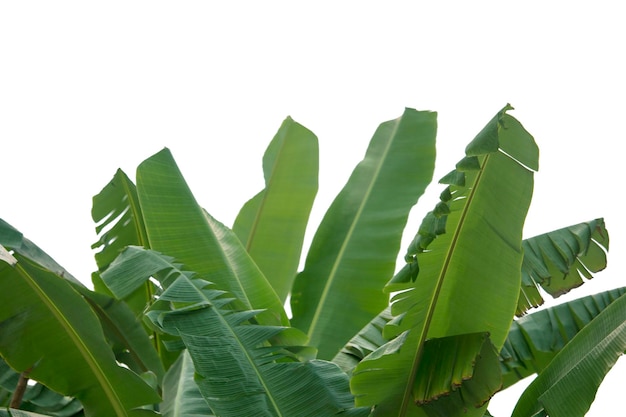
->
xmin=233 ymin=116 xmax=318 ymax=303
xmin=291 ymin=108 xmax=437 ymax=359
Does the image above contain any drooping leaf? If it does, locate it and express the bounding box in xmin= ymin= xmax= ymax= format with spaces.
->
xmin=417 ymin=333 xmax=502 ymax=417
xmin=114 ymin=246 xmax=362 ymax=417
xmin=233 ymin=116 xmax=318 ymax=303
xmin=0 ymin=251 xmax=160 ymax=417
xmin=161 ymin=350 xmax=214 ymax=417
xmin=501 ymin=286 xmax=626 ymax=389
xmin=517 ymin=218 xmax=609 ymax=315
xmin=1 ymin=218 xmax=165 ymax=384
xmin=291 ymin=108 xmax=437 ymax=359
xmin=136 ymin=148 xmax=287 ymax=326
xmin=511 ymin=292 xmax=626 ymax=417
xmin=351 ymin=105 xmax=538 ymax=417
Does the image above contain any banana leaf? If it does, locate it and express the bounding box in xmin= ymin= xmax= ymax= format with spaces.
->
xmin=109 ymin=246 xmax=362 ymax=417
xmin=291 ymin=108 xmax=437 ymax=359
xmin=1 ymin=218 xmax=165 ymax=383
xmin=511 ymin=291 xmax=626 ymax=417
xmin=135 ymin=148 xmax=287 ymax=327
xmin=91 ymin=169 xmax=159 ymax=320
xmin=517 ymin=218 xmax=609 ymax=315
xmin=501 ymin=286 xmax=626 ymax=389
xmin=350 ymin=105 xmax=538 ymax=416
xmin=233 ymin=116 xmax=318 ymax=303
xmin=161 ymin=350 xmax=214 ymax=417
xmin=1 ymin=359 xmax=82 ymax=417
xmin=0 ymin=249 xmax=160 ymax=416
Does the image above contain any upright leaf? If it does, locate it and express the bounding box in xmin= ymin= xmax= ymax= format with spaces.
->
xmin=351 ymin=105 xmax=538 ymax=416
xmin=136 ymin=148 xmax=287 ymax=326
xmin=233 ymin=117 xmax=319 ymax=303
xmin=511 ymin=292 xmax=626 ymax=417
xmin=0 ymin=251 xmax=160 ymax=416
xmin=291 ymin=108 xmax=437 ymax=359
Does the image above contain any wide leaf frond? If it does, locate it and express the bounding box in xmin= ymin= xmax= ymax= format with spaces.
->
xmin=351 ymin=105 xmax=538 ymax=417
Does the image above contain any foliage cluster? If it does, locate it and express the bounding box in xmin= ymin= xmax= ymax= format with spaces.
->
xmin=0 ymin=106 xmax=624 ymax=417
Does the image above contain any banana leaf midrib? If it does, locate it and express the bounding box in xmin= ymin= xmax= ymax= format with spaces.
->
xmin=306 ymin=120 xmax=401 ymax=341
xmin=397 ymin=152 xmax=491 ymax=415
xmin=15 ymin=261 xmax=128 ymax=417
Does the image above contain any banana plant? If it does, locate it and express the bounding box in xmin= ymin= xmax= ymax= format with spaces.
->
xmin=0 ymin=107 xmax=623 ymax=417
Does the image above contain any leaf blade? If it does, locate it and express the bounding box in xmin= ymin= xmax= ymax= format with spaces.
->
xmin=291 ymin=108 xmax=437 ymax=359
xmin=233 ymin=117 xmax=319 ymax=303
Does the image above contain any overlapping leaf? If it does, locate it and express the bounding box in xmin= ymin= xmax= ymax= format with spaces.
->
xmin=512 ymin=292 xmax=626 ymax=417
xmin=501 ymin=286 xmax=626 ymax=389
xmin=107 ymin=246 xmax=363 ymax=417
xmin=351 ymin=105 xmax=538 ymax=416
xmin=136 ymin=148 xmax=287 ymax=327
xmin=161 ymin=350 xmax=214 ymax=417
xmin=0 ymin=250 xmax=159 ymax=416
xmin=291 ymin=108 xmax=437 ymax=359
xmin=233 ymin=117 xmax=319 ymax=303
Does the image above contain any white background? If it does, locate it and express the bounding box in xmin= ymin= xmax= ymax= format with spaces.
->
xmin=1 ymin=2 xmax=624 ymax=416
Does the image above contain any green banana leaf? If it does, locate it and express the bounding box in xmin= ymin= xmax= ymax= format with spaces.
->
xmin=517 ymin=218 xmax=609 ymax=315
xmin=0 ymin=249 xmax=160 ymax=416
xmin=333 ymin=219 xmax=612 ymax=377
xmin=161 ymin=350 xmax=214 ymax=417
xmin=350 ymin=105 xmax=538 ymax=417
xmin=291 ymin=108 xmax=437 ymax=359
xmin=109 ymin=246 xmax=362 ymax=417
xmin=91 ymin=169 xmax=159 ymax=320
xmin=511 ymin=291 xmax=626 ymax=417
xmin=233 ymin=116 xmax=318 ymax=303
xmin=1 ymin=218 xmax=165 ymax=384
xmin=135 ymin=148 xmax=287 ymax=327
xmin=501 ymin=286 xmax=626 ymax=389
xmin=78 ymin=289 xmax=165 ymax=382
